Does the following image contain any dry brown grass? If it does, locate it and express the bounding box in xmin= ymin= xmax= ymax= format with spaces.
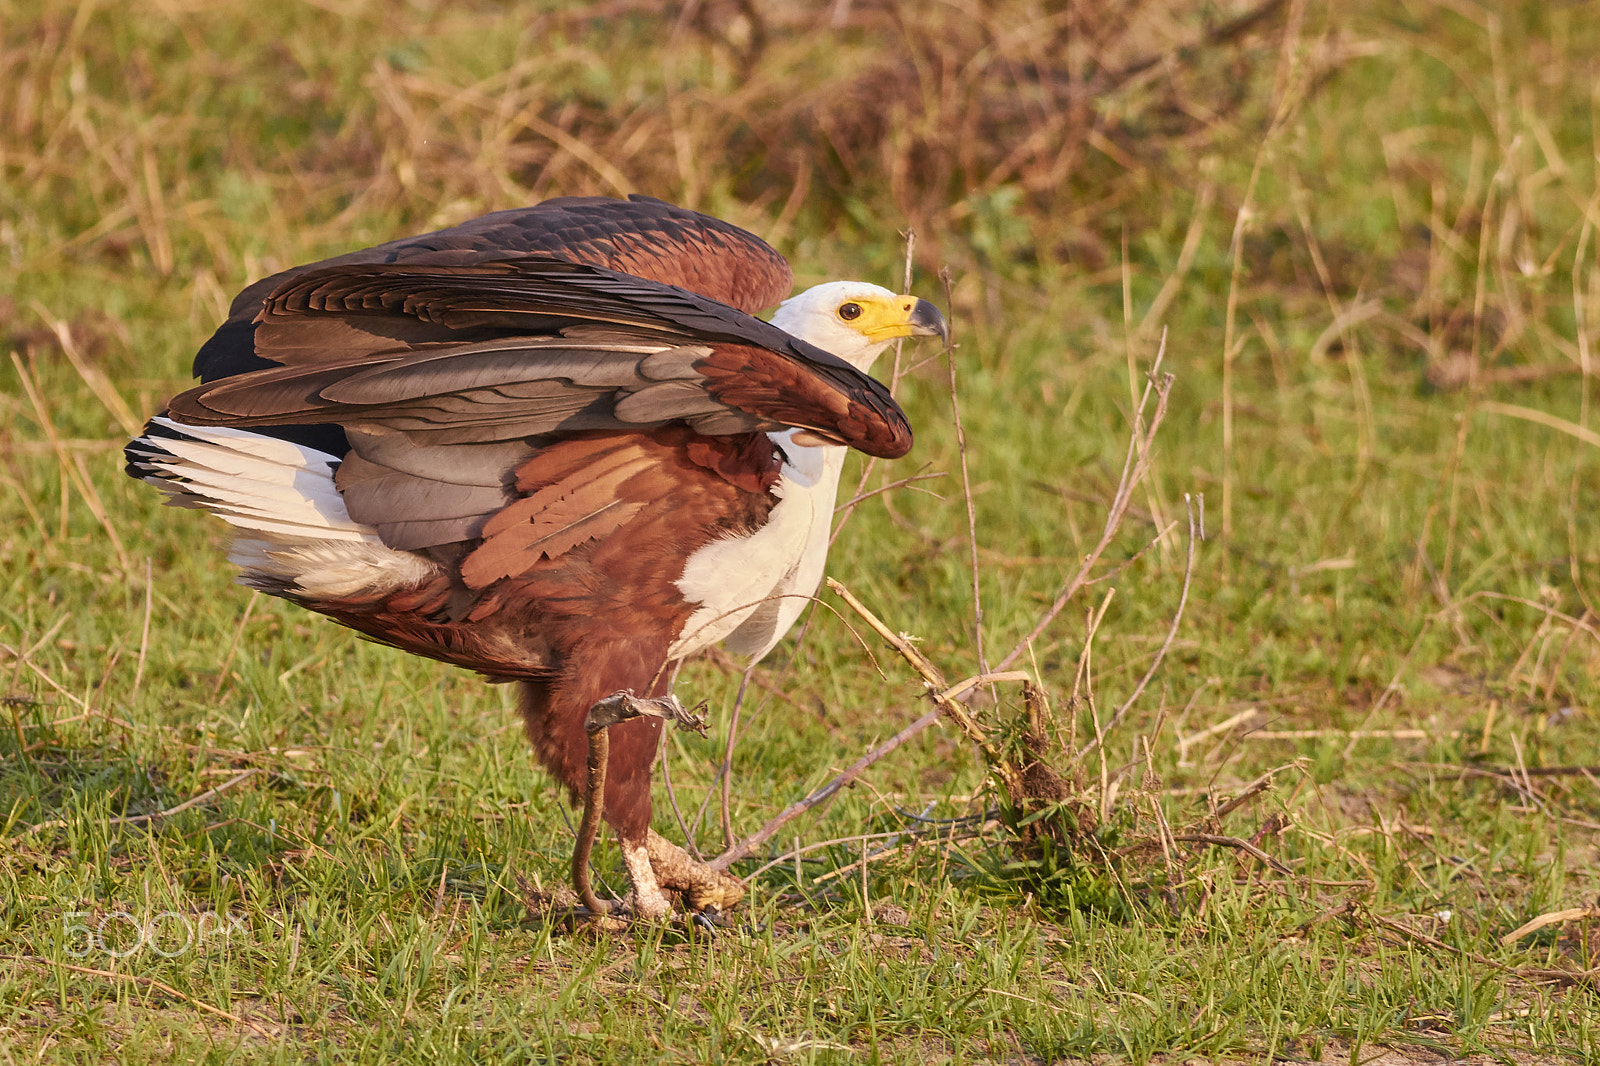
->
xmin=1 ymin=0 xmax=1294 ymax=303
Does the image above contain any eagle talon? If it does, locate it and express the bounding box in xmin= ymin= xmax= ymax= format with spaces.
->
xmin=646 ymin=828 xmax=747 ymax=913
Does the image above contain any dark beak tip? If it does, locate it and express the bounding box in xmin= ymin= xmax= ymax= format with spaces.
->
xmin=910 ymin=298 xmax=951 ymax=346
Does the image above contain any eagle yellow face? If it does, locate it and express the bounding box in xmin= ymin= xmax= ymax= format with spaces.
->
xmin=835 ymin=292 xmax=950 ymax=345
xmin=772 ymin=281 xmax=949 ymax=371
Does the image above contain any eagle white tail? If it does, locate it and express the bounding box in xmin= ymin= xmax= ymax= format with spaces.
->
xmin=127 ymin=418 xmax=434 ymax=598
xmin=127 ymin=417 xmax=373 ymax=541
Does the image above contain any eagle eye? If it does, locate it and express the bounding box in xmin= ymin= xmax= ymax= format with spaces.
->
xmin=838 ymin=302 xmax=863 ymax=322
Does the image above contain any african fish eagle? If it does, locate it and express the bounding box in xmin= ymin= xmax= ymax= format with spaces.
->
xmin=125 ymin=195 xmax=948 ymax=919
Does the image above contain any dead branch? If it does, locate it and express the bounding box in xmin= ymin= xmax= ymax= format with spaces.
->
xmin=824 ymin=579 xmax=1025 ymax=765
xmin=1474 ymin=765 xmax=1600 ymax=778
xmin=1501 ymin=906 xmax=1600 ymax=947
xmin=997 ymin=337 xmax=1174 ymax=672
xmin=710 ymin=664 xmax=1029 ymax=872
xmin=1361 ymin=912 xmax=1598 ymax=988
xmin=710 ymin=707 xmax=940 ymax=871
xmin=1172 ymin=832 xmax=1294 ymax=876
xmin=742 ymin=818 xmax=994 ymax=885
xmin=720 ymin=667 xmax=754 ymax=850
xmin=1 ymin=954 xmax=276 ymax=1038
xmin=1199 ymin=761 xmax=1304 ymax=825
xmin=1073 ymin=491 xmax=1202 ymax=766
xmin=9 ymin=769 xmax=263 ymax=845
xmin=941 ymin=266 xmax=987 ymax=673
xmin=812 ymin=826 xmax=985 ymax=885
xmin=834 ymin=469 xmax=947 ymax=511
xmin=715 ymin=340 xmax=1175 ymax=880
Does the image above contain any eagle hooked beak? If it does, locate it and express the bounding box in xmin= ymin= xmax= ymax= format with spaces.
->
xmin=863 ymin=296 xmax=950 ymax=347
xmin=906 ymin=297 xmax=951 ymax=348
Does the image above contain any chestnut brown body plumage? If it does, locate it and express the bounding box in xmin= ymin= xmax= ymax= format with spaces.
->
xmin=127 ymin=195 xmax=947 ymax=918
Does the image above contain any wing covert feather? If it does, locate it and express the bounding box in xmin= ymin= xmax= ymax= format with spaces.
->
xmin=218 ymin=194 xmax=791 ymax=327
xmin=169 ymin=262 xmax=912 ymax=458
xmin=174 ymin=196 xmax=911 ymax=491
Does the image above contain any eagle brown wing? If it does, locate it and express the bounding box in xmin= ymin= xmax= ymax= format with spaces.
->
xmin=160 ymin=200 xmax=910 ymax=555
xmin=167 ymin=258 xmax=912 ymax=460
xmin=198 ymin=195 xmax=791 ymax=382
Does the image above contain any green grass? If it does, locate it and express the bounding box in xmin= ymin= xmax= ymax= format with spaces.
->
xmin=4 ymin=0 xmax=1600 ymax=1061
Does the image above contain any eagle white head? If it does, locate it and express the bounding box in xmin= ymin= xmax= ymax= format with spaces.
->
xmin=770 ymin=281 xmax=949 ymax=371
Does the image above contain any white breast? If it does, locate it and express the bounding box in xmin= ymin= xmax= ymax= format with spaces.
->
xmin=668 ymin=429 xmax=846 ymax=663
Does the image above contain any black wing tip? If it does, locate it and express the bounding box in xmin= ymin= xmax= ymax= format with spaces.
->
xmin=193 ymin=319 xmax=278 ymax=382
xmin=124 ymin=415 xmax=186 ymax=478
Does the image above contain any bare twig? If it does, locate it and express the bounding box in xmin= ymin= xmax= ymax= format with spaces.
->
xmin=699 ymin=645 xmax=815 ymax=718
xmin=834 ymin=469 xmax=946 ymax=511
xmin=1172 ymin=833 xmax=1294 ymax=875
xmin=656 ymin=723 xmax=699 ymax=861
xmin=996 ymin=337 xmax=1173 ymax=672
xmin=1251 ymin=729 xmax=1432 ymax=741
xmin=939 ymin=267 xmax=986 ymax=674
xmin=1203 ymin=763 xmax=1300 ymax=824
xmin=716 ymin=338 xmax=1176 ymax=870
xmin=825 ymin=579 xmax=1019 ymax=763
xmin=719 ymin=667 xmax=754 ymax=850
xmin=1472 ymin=765 xmax=1600 ymax=778
xmin=812 ymin=826 xmax=985 ymax=885
xmin=742 ymin=828 xmax=941 ymax=883
xmin=709 ymin=666 xmax=1026 ymax=872
xmin=711 ymin=707 xmax=940 ymax=871
xmin=7 ymin=769 xmax=263 ymax=849
xmin=1363 ymin=913 xmax=1563 ymax=981
xmin=1077 ymin=598 xmax=1116 ymax=689
xmin=1177 ymin=708 xmax=1259 ymax=762
xmin=891 ymin=230 xmax=916 ymax=390
xmin=0 ymin=642 xmax=89 ymax=711
xmin=116 ymin=769 xmax=263 ymax=826
xmin=40 ymin=768 xmax=263 ymax=841
xmin=825 ymin=580 xmax=946 ymax=687
xmin=1072 ymin=492 xmax=1202 ymax=766
xmin=1500 ymin=906 xmax=1600 ymax=947
xmin=1 ymin=954 xmax=275 ymax=1038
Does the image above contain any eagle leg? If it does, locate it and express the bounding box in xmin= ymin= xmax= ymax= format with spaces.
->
xmin=576 ymin=691 xmax=707 ymax=920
